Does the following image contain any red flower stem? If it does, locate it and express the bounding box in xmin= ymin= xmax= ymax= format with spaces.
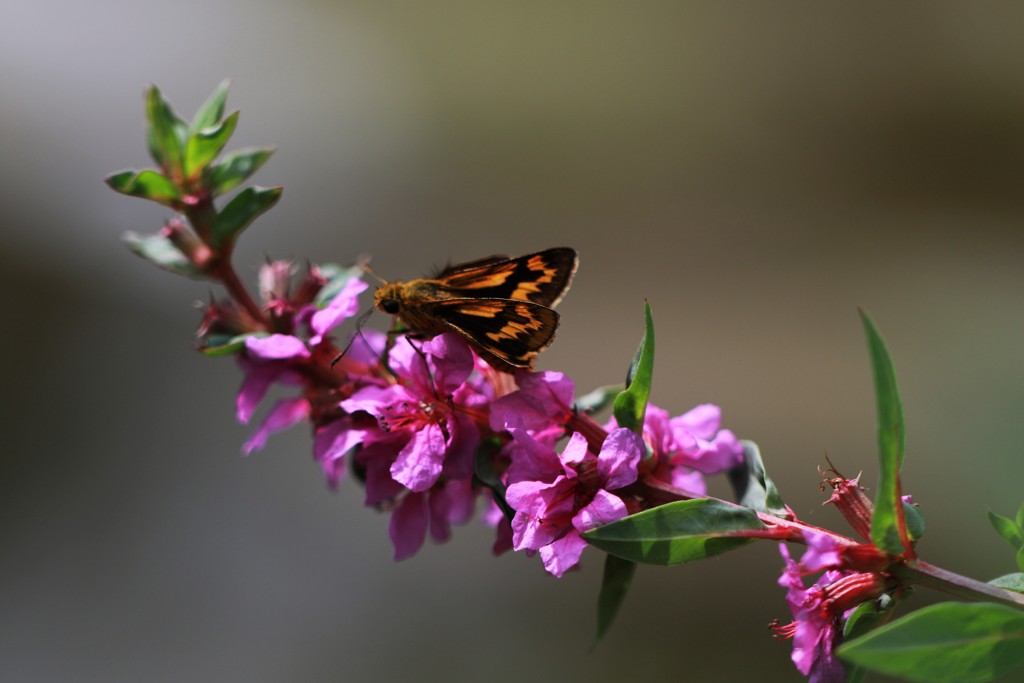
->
xmin=181 ymin=197 xmax=266 ymax=326
xmin=890 ymin=560 xmax=1024 ymax=610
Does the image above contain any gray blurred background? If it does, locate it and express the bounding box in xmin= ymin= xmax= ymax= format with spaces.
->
xmin=4 ymin=2 xmax=1024 ymax=681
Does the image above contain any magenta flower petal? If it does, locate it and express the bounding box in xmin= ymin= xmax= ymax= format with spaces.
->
xmin=488 ymin=370 xmax=574 ymax=432
xmin=596 ymin=428 xmax=644 ymax=490
xmin=360 ymin=441 xmax=405 ymax=506
xmin=390 ymin=492 xmax=428 ymax=560
xmin=245 ymin=334 xmax=310 ymax=360
xmin=428 ymin=479 xmax=476 ymax=543
xmin=422 ymin=333 xmax=474 ymax=393
xmin=538 ymin=530 xmax=588 ymax=578
xmin=440 ymin=411 xmax=479 ymax=481
xmin=574 ymin=489 xmax=629 ymax=531
xmin=313 ymin=419 xmax=370 ymax=488
xmin=390 ymin=422 xmax=447 ymax=492
xmin=507 ymin=477 xmax=576 ymax=551
xmin=670 ymin=467 xmax=707 ymax=496
xmin=556 ymin=431 xmax=589 ymax=475
xmin=241 ymin=397 xmax=310 ymax=455
xmin=236 ymin=359 xmax=282 ymax=424
xmin=505 ymin=428 xmax=564 ymax=485
xmin=802 ymin=531 xmax=842 ymax=572
xmin=309 ymin=276 xmax=368 ymax=345
xmin=671 ymin=403 xmax=722 ymax=440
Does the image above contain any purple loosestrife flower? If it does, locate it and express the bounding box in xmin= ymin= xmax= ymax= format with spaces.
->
xmin=340 ymin=333 xmax=481 ymax=493
xmin=504 ymin=428 xmax=644 ymax=577
xmin=774 ymin=533 xmax=890 ymax=683
xmin=606 ymin=403 xmax=743 ymax=496
xmin=234 ymin=269 xmax=370 ymax=455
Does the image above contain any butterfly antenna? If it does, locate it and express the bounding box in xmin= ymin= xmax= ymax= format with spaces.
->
xmin=359 ymin=259 xmax=387 ymax=285
xmin=330 ymin=307 xmax=377 ymax=367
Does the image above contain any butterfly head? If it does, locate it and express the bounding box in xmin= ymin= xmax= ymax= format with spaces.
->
xmin=373 ymin=282 xmax=404 ymax=315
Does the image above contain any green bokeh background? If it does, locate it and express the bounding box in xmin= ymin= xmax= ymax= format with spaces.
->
xmin=4 ymin=3 xmax=1024 ymax=681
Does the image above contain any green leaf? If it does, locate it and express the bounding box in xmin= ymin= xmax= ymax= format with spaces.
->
xmin=843 ymin=596 xmax=898 ymax=683
xmin=988 ymin=509 xmax=1024 ymax=551
xmin=837 ymin=602 xmax=1024 ymax=683
xmin=204 ymin=146 xmax=275 ymax=196
xmin=212 ymin=185 xmax=282 ymax=246
xmin=1018 ymin=546 xmax=1024 ymax=574
xmin=904 ymin=500 xmax=927 ymax=541
xmin=593 ymin=554 xmax=636 ymax=649
xmin=189 ymin=79 xmax=230 ymax=132
xmin=726 ymin=440 xmax=787 ymax=516
xmin=145 ymin=85 xmax=187 ymax=175
xmin=197 ymin=332 xmax=255 ymax=356
xmin=184 ymin=110 xmax=239 ymax=179
xmin=860 ymin=309 xmax=908 ymax=555
xmin=122 ymin=231 xmax=202 ymax=279
xmin=576 ymin=385 xmax=624 ymax=415
xmin=1016 ymin=503 xmax=1024 ymax=531
xmin=990 ymin=574 xmax=1024 ymax=593
xmin=105 ymin=169 xmax=181 ymax=207
xmin=612 ymin=301 xmax=654 ymax=434
xmin=582 ymin=498 xmax=764 ymax=566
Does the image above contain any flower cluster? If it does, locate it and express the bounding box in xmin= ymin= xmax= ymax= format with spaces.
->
xmin=222 ymin=262 xmax=744 ymax=574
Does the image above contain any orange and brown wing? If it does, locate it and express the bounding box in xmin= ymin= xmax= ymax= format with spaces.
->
xmin=435 ymin=247 xmax=578 ymax=308
xmin=423 ymin=298 xmax=560 ymax=368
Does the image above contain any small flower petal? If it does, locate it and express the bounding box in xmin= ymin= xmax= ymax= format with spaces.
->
xmin=241 ymin=397 xmax=310 ymax=455
xmin=309 ymin=276 xmax=368 ymax=345
xmin=245 ymin=334 xmax=310 ymax=360
xmin=597 ymin=428 xmax=644 ymax=490
xmin=390 ymin=422 xmax=447 ymax=492
xmin=390 ymin=492 xmax=428 ymax=561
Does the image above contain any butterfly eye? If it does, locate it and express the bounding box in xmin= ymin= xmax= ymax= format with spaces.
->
xmin=379 ymin=298 xmax=401 ymax=314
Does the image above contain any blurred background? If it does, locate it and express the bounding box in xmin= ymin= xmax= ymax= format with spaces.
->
xmin=4 ymin=2 xmax=1024 ymax=681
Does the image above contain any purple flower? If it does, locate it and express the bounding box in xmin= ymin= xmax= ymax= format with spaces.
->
xmin=309 ymin=276 xmax=369 ymax=346
xmin=776 ymin=545 xmax=847 ymax=683
xmin=340 ymin=333 xmax=481 ymax=493
xmin=775 ymin=539 xmax=890 ymax=683
xmin=504 ymin=428 xmax=644 ymax=577
xmin=389 ymin=479 xmax=479 ymax=560
xmin=667 ymin=404 xmax=743 ymax=474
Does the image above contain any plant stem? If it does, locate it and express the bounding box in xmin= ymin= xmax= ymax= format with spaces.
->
xmin=891 ymin=560 xmax=1024 ymax=610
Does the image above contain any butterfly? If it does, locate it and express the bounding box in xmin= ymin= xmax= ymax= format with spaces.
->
xmin=372 ymin=247 xmax=579 ymax=371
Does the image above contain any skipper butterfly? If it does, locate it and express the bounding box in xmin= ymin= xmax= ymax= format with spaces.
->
xmin=372 ymin=247 xmax=579 ymax=371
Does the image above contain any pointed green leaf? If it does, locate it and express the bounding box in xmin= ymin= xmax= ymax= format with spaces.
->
xmin=184 ymin=110 xmax=239 ymax=179
xmin=190 ymin=79 xmax=230 ymax=131
xmin=204 ymin=146 xmax=275 ymax=196
xmin=843 ymin=596 xmax=898 ymax=683
xmin=860 ymin=310 xmax=908 ymax=555
xmin=990 ymin=574 xmax=1024 ymax=593
xmin=1016 ymin=503 xmax=1024 ymax=531
xmin=144 ymin=85 xmax=187 ymax=175
xmin=726 ymin=440 xmax=787 ymax=516
xmin=612 ymin=301 xmax=654 ymax=434
xmin=837 ymin=602 xmax=1024 ymax=683
xmin=576 ymin=385 xmax=624 ymax=416
xmin=105 ymin=169 xmax=181 ymax=207
xmin=582 ymin=498 xmax=764 ymax=566
xmin=212 ymin=186 xmax=282 ymax=246
xmin=988 ymin=509 xmax=1024 ymax=551
xmin=122 ymin=231 xmax=202 ymax=279
xmin=197 ymin=332 xmax=255 ymax=356
xmin=593 ymin=554 xmax=636 ymax=649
